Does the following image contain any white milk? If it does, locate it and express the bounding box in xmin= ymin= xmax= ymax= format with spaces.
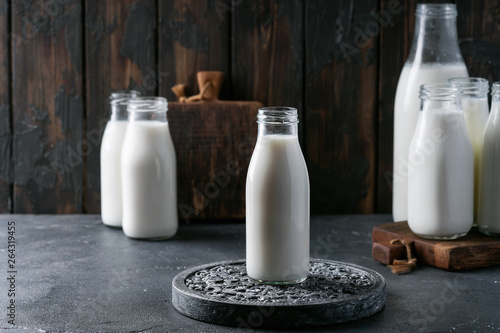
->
xmin=393 ymin=64 xmax=468 ymax=221
xmin=408 ymin=110 xmax=473 ymax=238
xmin=100 ymin=121 xmax=128 ymax=227
xmin=462 ymin=97 xmax=489 ymax=221
xmin=478 ymin=98 xmax=500 ymax=235
xmin=246 ymin=135 xmax=309 ymax=283
xmin=121 ymin=121 xmax=178 ymax=239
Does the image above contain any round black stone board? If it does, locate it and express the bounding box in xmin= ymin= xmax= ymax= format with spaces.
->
xmin=172 ymin=259 xmax=386 ymax=328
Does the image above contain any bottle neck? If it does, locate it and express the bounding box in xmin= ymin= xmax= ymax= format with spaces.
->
xmin=493 ymin=83 xmax=500 ymax=104
xmin=407 ymin=5 xmax=463 ymax=65
xmin=110 ymin=101 xmax=129 ymax=121
xmin=448 ymin=77 xmax=489 ymax=99
xmin=127 ymin=97 xmax=168 ymax=123
xmin=258 ymin=123 xmax=298 ymax=137
xmin=109 ymin=90 xmax=140 ymax=121
xmin=419 ymin=83 xmax=463 ymax=113
xmin=257 ymin=106 xmax=299 ymax=137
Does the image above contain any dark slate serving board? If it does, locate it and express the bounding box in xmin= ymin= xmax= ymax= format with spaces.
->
xmin=172 ymin=259 xmax=386 ymax=328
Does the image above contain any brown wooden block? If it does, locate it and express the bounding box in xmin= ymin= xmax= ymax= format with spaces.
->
xmin=372 ymin=242 xmax=406 ymax=265
xmin=372 ymin=222 xmax=500 ymax=271
xmin=169 ymin=101 xmax=263 ymax=220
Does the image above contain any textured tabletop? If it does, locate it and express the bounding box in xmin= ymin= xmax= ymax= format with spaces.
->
xmin=0 ymin=214 xmax=499 ymax=332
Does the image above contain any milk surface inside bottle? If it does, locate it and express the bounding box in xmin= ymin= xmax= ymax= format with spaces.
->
xmin=408 ymin=83 xmax=473 ymax=239
xmin=479 ymin=82 xmax=500 ymax=236
xmin=121 ymin=97 xmax=178 ymax=239
xmin=246 ymin=107 xmax=309 ymax=284
xmin=100 ymin=90 xmax=139 ymax=227
xmin=448 ymin=77 xmax=490 ymax=223
xmin=393 ymin=3 xmax=468 ymax=222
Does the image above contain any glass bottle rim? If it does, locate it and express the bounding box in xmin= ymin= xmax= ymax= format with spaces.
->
xmin=419 ymin=83 xmax=462 ymax=101
xmin=416 ymin=3 xmax=457 ymax=18
xmin=109 ymin=90 xmax=140 ymax=104
xmin=127 ymin=97 xmax=168 ymax=113
xmin=493 ymin=82 xmax=500 ymax=96
xmin=448 ymin=77 xmax=489 ymax=96
xmin=257 ymin=106 xmax=298 ymax=124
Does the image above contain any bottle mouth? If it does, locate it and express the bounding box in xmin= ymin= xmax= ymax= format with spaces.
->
xmin=493 ymin=82 xmax=500 ymax=97
xmin=109 ymin=90 xmax=141 ymax=106
xmin=448 ymin=77 xmax=489 ymax=96
xmin=416 ymin=3 xmax=457 ymax=18
xmin=257 ymin=106 xmax=298 ymax=124
xmin=127 ymin=97 xmax=168 ymax=113
xmin=419 ymin=83 xmax=462 ymax=101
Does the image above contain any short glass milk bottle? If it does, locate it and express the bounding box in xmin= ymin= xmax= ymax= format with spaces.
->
xmin=246 ymin=107 xmax=310 ymax=284
xmin=121 ymin=97 xmax=178 ymax=240
xmin=100 ymin=90 xmax=139 ymax=227
xmin=448 ymin=77 xmax=489 ymax=223
xmin=479 ymin=82 xmax=500 ymax=236
xmin=393 ymin=3 xmax=467 ymax=222
xmin=408 ymin=84 xmax=473 ymax=239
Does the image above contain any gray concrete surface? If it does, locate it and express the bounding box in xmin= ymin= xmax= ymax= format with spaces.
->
xmin=0 ymin=214 xmax=499 ymax=332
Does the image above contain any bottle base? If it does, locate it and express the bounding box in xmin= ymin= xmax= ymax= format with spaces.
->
xmin=103 ymin=223 xmax=122 ymax=229
xmin=414 ymin=232 xmax=467 ymax=240
xmin=479 ymin=229 xmax=500 ymax=237
xmin=249 ymin=276 xmax=307 ymax=285
xmin=125 ymin=233 xmax=176 ymax=241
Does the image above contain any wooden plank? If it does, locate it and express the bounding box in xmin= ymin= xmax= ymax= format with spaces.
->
xmin=372 ymin=222 xmax=500 ymax=271
xmin=377 ymin=0 xmax=416 ymax=213
xmin=168 ymin=101 xmax=262 ymax=220
xmin=85 ymin=0 xmax=157 ymax=213
xmin=456 ymin=0 xmax=500 ymax=82
xmin=11 ymin=0 xmax=83 ymax=213
xmin=305 ymin=0 xmax=377 ymax=214
xmin=158 ymin=0 xmax=230 ymax=102
xmin=232 ymin=0 xmax=304 ymax=140
xmin=0 ymin=0 xmax=11 ymax=213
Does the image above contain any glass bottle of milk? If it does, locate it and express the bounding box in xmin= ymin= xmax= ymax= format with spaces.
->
xmin=100 ymin=90 xmax=139 ymax=227
xmin=408 ymin=83 xmax=473 ymax=240
xmin=246 ymin=107 xmax=310 ymax=284
xmin=478 ymin=82 xmax=500 ymax=236
xmin=448 ymin=78 xmax=490 ymax=223
xmin=121 ymin=97 xmax=178 ymax=240
xmin=393 ymin=3 xmax=468 ymax=222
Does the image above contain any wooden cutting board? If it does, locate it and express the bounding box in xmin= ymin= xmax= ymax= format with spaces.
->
xmin=372 ymin=222 xmax=500 ymax=271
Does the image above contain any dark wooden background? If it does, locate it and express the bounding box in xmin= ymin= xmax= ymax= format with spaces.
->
xmin=0 ymin=0 xmax=498 ymax=215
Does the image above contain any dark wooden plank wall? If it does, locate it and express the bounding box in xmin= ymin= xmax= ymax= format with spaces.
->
xmin=12 ymin=0 xmax=83 ymax=213
xmin=0 ymin=0 xmax=498 ymax=215
xmin=85 ymin=0 xmax=157 ymax=213
xmin=0 ymin=0 xmax=11 ymax=213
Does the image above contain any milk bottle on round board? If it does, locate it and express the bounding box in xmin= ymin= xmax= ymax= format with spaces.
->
xmin=408 ymin=83 xmax=473 ymax=239
xmin=246 ymin=107 xmax=310 ymax=284
xmin=448 ymin=77 xmax=489 ymax=223
xmin=121 ymin=97 xmax=178 ymax=240
xmin=100 ymin=90 xmax=140 ymax=227
xmin=478 ymin=82 xmax=500 ymax=236
xmin=393 ymin=3 xmax=468 ymax=222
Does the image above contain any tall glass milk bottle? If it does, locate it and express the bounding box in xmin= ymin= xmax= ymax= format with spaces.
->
xmin=246 ymin=107 xmax=310 ymax=284
xmin=100 ymin=90 xmax=139 ymax=227
xmin=393 ymin=4 xmax=468 ymax=221
xmin=408 ymin=84 xmax=473 ymax=240
xmin=479 ymin=82 xmax=500 ymax=236
xmin=448 ymin=78 xmax=489 ymax=223
xmin=121 ymin=97 xmax=178 ymax=239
